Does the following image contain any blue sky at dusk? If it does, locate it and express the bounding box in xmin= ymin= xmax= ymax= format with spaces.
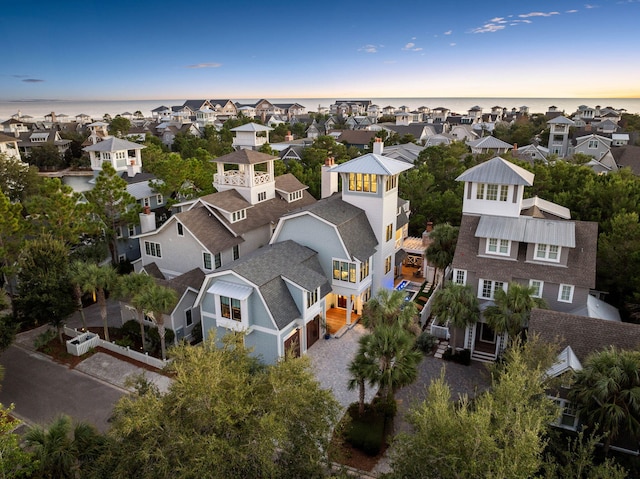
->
xmin=2 ymin=0 xmax=639 ymax=101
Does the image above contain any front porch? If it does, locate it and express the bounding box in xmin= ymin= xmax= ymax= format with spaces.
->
xmin=326 ymin=308 xmax=361 ymax=336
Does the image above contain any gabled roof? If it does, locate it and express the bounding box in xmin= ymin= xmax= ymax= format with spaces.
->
xmin=0 ymin=133 xmax=18 ymax=143
xmin=174 ymin=206 xmax=243 ymax=254
xmin=158 ymin=268 xmax=206 ymax=298
xmin=466 ymin=135 xmax=513 ymax=150
xmin=330 ymin=152 xmax=413 ymax=176
xmin=337 ymin=130 xmax=377 ymax=145
xmin=529 ymin=309 xmax=639 ymax=363
xmin=456 ymin=156 xmax=534 ymax=186
xmin=211 ymin=149 xmax=276 ymax=165
xmin=274 ymin=173 xmax=307 ymax=193
xmin=282 ymin=194 xmax=377 ymax=262
xmin=546 ymin=346 xmax=582 ymax=378
xmin=83 ymin=137 xmax=145 ymax=152
xmin=219 ymin=240 xmax=331 ymax=330
xmin=199 ymin=189 xmax=251 ymax=213
xmin=520 ymin=196 xmax=571 ymax=220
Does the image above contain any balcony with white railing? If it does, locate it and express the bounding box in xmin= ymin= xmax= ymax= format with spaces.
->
xmin=254 ymin=171 xmax=271 ymax=185
xmin=215 ymin=170 xmax=248 ymax=187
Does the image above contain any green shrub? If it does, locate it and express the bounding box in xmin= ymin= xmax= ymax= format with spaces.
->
xmin=443 ymin=347 xmax=471 ymax=366
xmin=345 ymin=413 xmax=385 ymax=456
xmin=416 ymin=331 xmax=438 ymax=354
xmin=121 ymin=319 xmax=142 ymax=340
xmin=115 ymin=336 xmax=134 ymax=348
xmin=190 ymin=322 xmax=203 ymax=344
xmin=34 ymin=329 xmax=57 ymax=352
xmin=148 ymin=327 xmax=175 ymax=356
xmin=372 ymin=395 xmax=397 ymax=419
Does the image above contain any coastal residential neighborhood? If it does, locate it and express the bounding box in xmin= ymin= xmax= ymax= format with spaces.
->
xmin=2 ymin=98 xmax=640 ymax=477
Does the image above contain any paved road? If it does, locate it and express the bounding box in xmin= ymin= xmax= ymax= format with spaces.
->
xmin=0 ymin=345 xmax=125 ymax=432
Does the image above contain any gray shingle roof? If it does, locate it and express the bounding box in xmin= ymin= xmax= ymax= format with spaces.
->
xmin=456 ymin=156 xmax=534 ymax=186
xmin=220 ymin=240 xmax=331 ymax=329
xmin=158 ymin=268 xmax=206 ymax=298
xmin=274 ymin=173 xmax=307 ymax=193
xmin=529 ymin=308 xmax=640 ymax=362
xmin=211 ymin=149 xmax=276 ymax=165
xmin=287 ymin=194 xmax=377 ymax=262
xmin=175 ymin=207 xmax=243 ymax=254
xmin=199 ymin=189 xmax=251 ymax=213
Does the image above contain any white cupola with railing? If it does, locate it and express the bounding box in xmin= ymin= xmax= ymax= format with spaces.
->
xmin=212 ymin=149 xmax=276 ymax=204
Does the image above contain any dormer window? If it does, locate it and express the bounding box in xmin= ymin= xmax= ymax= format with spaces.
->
xmin=486 ymin=238 xmax=510 ymax=256
xmin=535 ymin=243 xmax=560 ymax=262
xmin=288 ymin=190 xmax=303 ymax=202
xmin=257 ymin=191 xmax=267 ymax=202
xmin=231 ymin=209 xmax=246 ymax=222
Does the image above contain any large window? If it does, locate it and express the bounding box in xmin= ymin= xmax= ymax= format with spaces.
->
xmin=535 ymin=243 xmax=560 ymax=262
xmin=220 ymin=296 xmax=242 ymax=321
xmin=558 ymin=284 xmax=574 ymax=303
xmin=486 ymin=238 xmax=510 ymax=255
xmin=385 ymin=175 xmax=397 ymax=191
xmin=479 ymin=279 xmax=504 ymax=299
xmin=348 ymin=173 xmax=377 ymax=193
xmin=554 ymin=399 xmax=579 ymax=430
xmin=385 ymin=223 xmax=393 ymax=242
xmin=477 ymin=183 xmax=508 ymax=202
xmin=144 ymin=241 xmax=161 ymax=258
xmin=333 ymin=260 xmax=357 ymax=283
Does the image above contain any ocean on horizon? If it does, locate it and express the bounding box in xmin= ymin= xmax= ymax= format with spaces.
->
xmin=1 ymin=97 xmax=639 ymax=122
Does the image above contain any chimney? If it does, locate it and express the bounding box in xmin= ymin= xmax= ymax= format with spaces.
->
xmin=321 ymin=157 xmax=338 ymax=199
xmin=50 ymin=111 xmax=56 ymax=123
xmin=284 ymin=130 xmax=294 ymax=142
xmin=513 ymin=143 xmax=517 ymax=151
xmin=373 ymin=137 xmax=384 ymax=155
xmin=426 ymin=221 xmax=433 ymax=232
xmin=127 ymin=159 xmax=136 ymax=177
xmin=139 ymin=207 xmax=156 ymax=233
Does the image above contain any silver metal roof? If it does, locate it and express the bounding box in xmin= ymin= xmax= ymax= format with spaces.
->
xmin=207 ymin=280 xmax=253 ymax=300
xmin=520 ymin=196 xmax=571 ymax=219
xmin=330 ymin=153 xmax=413 ymax=176
xmin=456 ymin=156 xmax=534 ymax=186
xmin=476 ymin=215 xmax=576 ymax=247
xmin=83 ymin=137 xmax=145 ymax=152
xmin=466 ymin=136 xmax=513 ymax=149
xmin=546 ymin=346 xmax=582 ymax=378
xmin=230 ymin=123 xmax=273 ymax=132
xmin=126 ymin=180 xmax=155 ymax=200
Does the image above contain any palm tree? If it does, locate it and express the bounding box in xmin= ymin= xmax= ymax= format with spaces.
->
xmin=347 ymin=346 xmax=379 ymax=416
xmin=25 ymin=415 xmax=104 ymax=479
xmin=138 ymin=283 xmax=178 ymax=360
xmin=361 ymin=289 xmax=418 ymax=333
xmin=570 ymin=348 xmax=640 ymax=453
xmin=484 ymin=282 xmax=547 ymax=340
xmin=424 ymin=223 xmax=459 ymax=286
xmin=360 ymin=325 xmax=423 ymax=403
xmin=77 ymin=263 xmax=117 ymax=341
xmin=68 ymin=260 xmax=89 ymax=332
xmin=430 ymin=283 xmax=479 ymax=348
xmin=115 ymin=272 xmax=155 ymax=352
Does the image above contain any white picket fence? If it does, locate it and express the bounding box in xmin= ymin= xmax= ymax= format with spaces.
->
xmin=64 ymin=326 xmax=169 ymax=369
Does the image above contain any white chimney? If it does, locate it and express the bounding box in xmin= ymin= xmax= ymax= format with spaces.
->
xmin=127 ymin=159 xmax=137 ymax=177
xmin=373 ymin=137 xmax=384 ymax=155
xmin=139 ymin=206 xmax=156 ymax=233
xmin=321 ymin=157 xmax=338 ymax=199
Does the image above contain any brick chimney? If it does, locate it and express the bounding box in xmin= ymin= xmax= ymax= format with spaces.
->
xmin=139 ymin=206 xmax=156 ymax=233
xmin=422 ymin=222 xmax=434 ymax=247
xmin=284 ymin=130 xmax=294 ymax=142
xmin=373 ymin=137 xmax=384 ymax=155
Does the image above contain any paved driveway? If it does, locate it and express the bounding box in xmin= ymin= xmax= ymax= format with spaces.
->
xmin=0 ymin=345 xmax=125 ymax=432
xmin=306 ymin=324 xmax=378 ymax=410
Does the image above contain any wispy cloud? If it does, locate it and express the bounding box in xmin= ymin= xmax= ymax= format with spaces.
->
xmin=449 ymin=43 xmax=456 ymax=47
xmin=444 ymin=30 xmax=452 ymax=35
xmin=358 ymin=44 xmax=380 ymax=53
xmin=585 ymin=3 xmax=598 ymax=8
xmin=402 ymin=42 xmax=423 ymax=51
xmin=185 ymin=62 xmax=222 ymax=69
xmin=518 ymin=11 xmax=560 ymax=17
xmin=22 ymin=78 xmax=44 ymax=83
xmin=566 ymin=9 xmax=578 ymax=12
xmin=471 ymin=23 xmax=506 ymax=33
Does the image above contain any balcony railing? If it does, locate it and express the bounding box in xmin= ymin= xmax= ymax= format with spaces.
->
xmin=215 ymin=171 xmax=247 ymax=187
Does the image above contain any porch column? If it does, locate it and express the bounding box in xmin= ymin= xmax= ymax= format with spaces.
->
xmin=346 ymin=297 xmax=352 ymax=325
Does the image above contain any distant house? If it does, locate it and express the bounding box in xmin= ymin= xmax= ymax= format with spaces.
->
xmin=230 ymin=123 xmax=272 ymax=150
xmin=547 ymin=116 xmax=575 ymax=157
xmin=449 ymin=157 xmax=618 ymax=362
xmin=337 ymin=130 xmax=377 ymax=150
xmin=17 ymin=130 xmax=71 ymax=157
xmin=465 ymin=135 xmax=512 ymax=155
xmin=0 ymin=132 xmax=22 ymax=161
xmin=83 ymin=136 xmax=145 ymax=178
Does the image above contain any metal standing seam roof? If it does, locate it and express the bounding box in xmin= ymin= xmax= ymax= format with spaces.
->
xmin=126 ymin=180 xmax=155 ymax=200
xmin=475 ymin=215 xmax=576 ymax=248
xmin=521 ymin=196 xmax=571 ymax=219
xmin=547 ymin=116 xmax=575 ymax=125
xmin=83 ymin=137 xmax=145 ymax=152
xmin=230 ymin=123 xmax=273 ymax=132
xmin=455 ymin=156 xmax=534 ymax=186
xmin=330 ymin=153 xmax=413 ymax=176
xmin=546 ymin=346 xmax=582 ymax=378
xmin=466 ymin=136 xmax=513 ymax=149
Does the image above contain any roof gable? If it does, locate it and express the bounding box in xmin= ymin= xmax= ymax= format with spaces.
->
xmin=331 ymin=152 xmax=412 ymax=176
xmin=456 ymin=157 xmax=534 ymax=186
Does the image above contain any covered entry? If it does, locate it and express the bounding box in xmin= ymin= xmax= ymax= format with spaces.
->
xmin=284 ymin=329 xmax=301 ymax=358
xmin=306 ymin=315 xmax=320 ymax=349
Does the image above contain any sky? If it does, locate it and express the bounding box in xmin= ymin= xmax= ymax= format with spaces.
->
xmin=2 ymin=0 xmax=640 ymax=101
